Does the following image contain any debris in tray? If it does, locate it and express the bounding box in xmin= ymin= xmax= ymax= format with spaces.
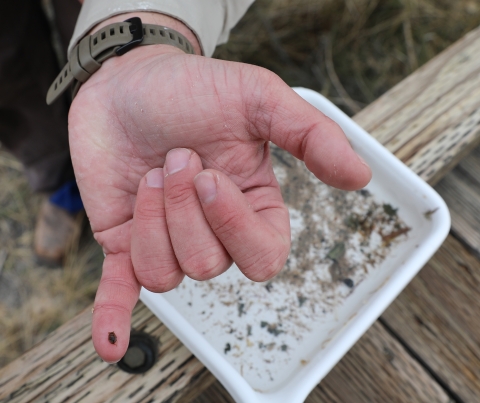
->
xmin=297 ymin=295 xmax=308 ymax=307
xmin=224 ymin=343 xmax=231 ymax=354
xmin=326 ymin=242 xmax=346 ymax=261
xmin=381 ymin=227 xmax=411 ymax=245
xmin=238 ymin=302 xmax=246 ymax=317
xmin=383 ymin=203 xmax=398 ymax=217
xmin=173 ymin=146 xmax=411 ymax=385
xmin=423 ymin=207 xmax=439 ymax=220
xmin=260 ymin=321 xmax=284 ymax=336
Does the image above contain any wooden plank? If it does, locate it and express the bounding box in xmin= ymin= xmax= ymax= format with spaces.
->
xmin=0 ymin=303 xmax=215 ymax=403
xmin=193 ymin=322 xmax=450 ymax=403
xmin=311 ymin=322 xmax=450 ymax=403
xmin=355 ymin=25 xmax=480 ymax=185
xmin=435 ymin=168 xmax=480 ymax=255
xmin=381 ymin=235 xmax=480 ymax=402
xmin=435 ymin=146 xmax=480 ymax=254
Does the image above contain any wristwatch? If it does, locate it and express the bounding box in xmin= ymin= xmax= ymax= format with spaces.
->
xmin=46 ymin=17 xmax=195 ymax=105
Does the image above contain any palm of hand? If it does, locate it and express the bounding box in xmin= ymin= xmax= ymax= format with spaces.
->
xmin=69 ymin=47 xmax=371 ymax=362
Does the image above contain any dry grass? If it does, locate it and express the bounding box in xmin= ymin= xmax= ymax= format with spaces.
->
xmin=1 ymin=0 xmax=480 ymax=368
xmin=214 ymin=0 xmax=480 ymax=114
xmin=0 ymin=149 xmax=103 ymax=367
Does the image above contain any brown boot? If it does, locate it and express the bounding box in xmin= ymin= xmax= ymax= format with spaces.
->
xmin=34 ymin=198 xmax=83 ymax=265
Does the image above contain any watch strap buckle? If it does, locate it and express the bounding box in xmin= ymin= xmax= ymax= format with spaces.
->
xmin=115 ymin=17 xmax=144 ymax=56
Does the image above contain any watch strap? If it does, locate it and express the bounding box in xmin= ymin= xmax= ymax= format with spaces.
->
xmin=46 ymin=17 xmax=194 ymax=105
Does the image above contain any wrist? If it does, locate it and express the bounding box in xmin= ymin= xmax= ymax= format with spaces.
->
xmin=47 ymin=14 xmax=200 ymax=105
xmin=89 ymin=12 xmax=202 ymax=56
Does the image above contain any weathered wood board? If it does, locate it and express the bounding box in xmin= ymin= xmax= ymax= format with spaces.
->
xmin=0 ymin=303 xmax=214 ymax=403
xmin=435 ymin=146 xmax=480 ymax=255
xmin=381 ymin=235 xmax=480 ymax=402
xmin=355 ymin=25 xmax=480 ymax=185
xmin=2 ymin=22 xmax=480 ymax=403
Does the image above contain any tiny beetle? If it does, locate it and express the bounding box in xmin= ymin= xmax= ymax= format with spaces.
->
xmin=108 ymin=331 xmax=117 ymax=345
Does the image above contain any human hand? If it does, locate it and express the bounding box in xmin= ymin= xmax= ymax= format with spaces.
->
xmin=68 ymin=14 xmax=371 ymax=363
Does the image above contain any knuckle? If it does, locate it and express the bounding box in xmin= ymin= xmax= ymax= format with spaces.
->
xmin=100 ymin=276 xmax=138 ymax=297
xmin=165 ymin=182 xmax=197 ymax=209
xmin=180 ymin=247 xmax=230 ymax=281
xmin=211 ymin=211 xmax=244 ymax=239
xmin=134 ymin=256 xmax=182 ymax=292
xmin=93 ymin=301 xmax=131 ymax=316
xmin=242 ymin=244 xmax=289 ymax=282
xmin=141 ymin=270 xmax=182 ymax=293
xmin=135 ymin=199 xmax=166 ymax=220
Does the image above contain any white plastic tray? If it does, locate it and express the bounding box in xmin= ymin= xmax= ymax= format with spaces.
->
xmin=140 ymin=88 xmax=450 ymax=403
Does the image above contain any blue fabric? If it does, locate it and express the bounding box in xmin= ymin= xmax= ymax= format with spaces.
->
xmin=49 ymin=179 xmax=84 ymax=215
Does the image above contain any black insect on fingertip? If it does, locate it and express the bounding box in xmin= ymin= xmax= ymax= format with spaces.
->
xmin=108 ymin=331 xmax=117 ymax=345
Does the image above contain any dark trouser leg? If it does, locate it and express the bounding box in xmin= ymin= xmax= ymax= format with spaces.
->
xmin=0 ymin=0 xmax=80 ymax=192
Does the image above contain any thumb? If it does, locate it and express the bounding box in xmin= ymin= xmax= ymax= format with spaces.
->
xmin=244 ymin=71 xmax=371 ymax=190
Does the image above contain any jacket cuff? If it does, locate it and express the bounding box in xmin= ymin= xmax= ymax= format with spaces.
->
xmin=69 ymin=0 xmax=254 ymax=58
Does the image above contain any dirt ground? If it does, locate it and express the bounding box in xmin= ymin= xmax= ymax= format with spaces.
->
xmin=1 ymin=0 xmax=479 ymax=367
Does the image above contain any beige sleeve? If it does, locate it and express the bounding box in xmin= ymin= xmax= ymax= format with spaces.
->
xmin=69 ymin=0 xmax=255 ymax=58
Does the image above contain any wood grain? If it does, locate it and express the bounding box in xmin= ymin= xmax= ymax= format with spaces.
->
xmin=435 ymin=146 xmax=480 ymax=254
xmin=355 ymin=25 xmax=480 ymax=185
xmin=0 ymin=303 xmax=215 ymax=403
xmin=382 ymin=235 xmax=480 ymax=402
xmin=4 ymin=22 xmax=480 ymax=403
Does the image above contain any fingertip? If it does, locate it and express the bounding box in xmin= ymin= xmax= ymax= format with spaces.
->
xmin=241 ymin=242 xmax=290 ymax=282
xmin=145 ymin=167 xmax=164 ymax=188
xmin=92 ymin=309 xmax=131 ymax=363
xmin=165 ymin=148 xmax=192 ymax=176
xmin=345 ymin=152 xmax=372 ymax=190
xmin=356 ymin=153 xmax=373 ymax=186
xmin=139 ymin=266 xmax=185 ymax=293
xmin=305 ymin=136 xmax=372 ymax=191
xmin=194 ymin=171 xmax=218 ymax=204
xmin=92 ymin=253 xmax=140 ymax=363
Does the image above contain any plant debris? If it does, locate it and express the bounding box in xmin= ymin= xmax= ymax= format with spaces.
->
xmin=224 ymin=343 xmax=231 ymax=354
xmin=424 ymin=208 xmax=439 ymax=220
xmin=383 ymin=204 xmax=398 ymax=217
xmin=381 ymin=227 xmax=411 ymax=245
xmin=327 ymin=242 xmax=346 ymax=261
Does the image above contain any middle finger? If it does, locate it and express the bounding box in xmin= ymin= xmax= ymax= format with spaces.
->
xmin=164 ymin=148 xmax=232 ymax=280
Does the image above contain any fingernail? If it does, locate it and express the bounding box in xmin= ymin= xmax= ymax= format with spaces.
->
xmin=146 ymin=168 xmax=164 ymax=188
xmin=103 ymin=359 xmax=118 ymax=365
xmin=357 ymin=153 xmax=371 ymax=171
xmin=194 ymin=172 xmax=217 ymax=204
xmin=357 ymin=153 xmax=367 ymax=166
xmin=165 ymin=148 xmax=191 ymax=175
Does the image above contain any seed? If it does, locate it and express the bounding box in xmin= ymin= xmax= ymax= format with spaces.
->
xmin=108 ymin=331 xmax=117 ymax=345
